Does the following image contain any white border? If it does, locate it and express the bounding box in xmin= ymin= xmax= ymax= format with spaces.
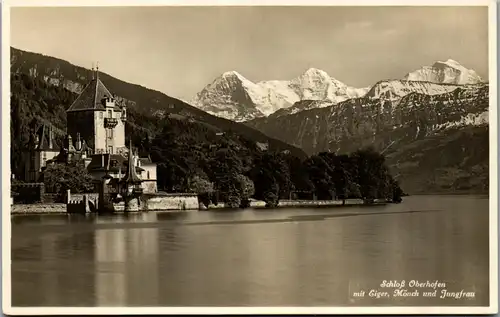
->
xmin=2 ymin=0 xmax=498 ymax=315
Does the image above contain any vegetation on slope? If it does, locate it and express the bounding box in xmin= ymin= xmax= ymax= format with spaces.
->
xmin=386 ymin=126 xmax=488 ymax=194
xmin=11 ymin=47 xmax=306 ymax=159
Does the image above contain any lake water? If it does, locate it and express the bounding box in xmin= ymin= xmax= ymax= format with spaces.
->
xmin=11 ymin=195 xmax=490 ymax=307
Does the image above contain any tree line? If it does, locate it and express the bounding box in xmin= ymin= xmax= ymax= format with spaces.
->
xmin=140 ymin=118 xmax=404 ymax=208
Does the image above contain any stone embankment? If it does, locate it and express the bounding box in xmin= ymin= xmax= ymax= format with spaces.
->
xmin=205 ymin=198 xmax=387 ymax=209
xmin=11 ymin=197 xmax=389 ymax=215
xmin=11 ymin=203 xmax=66 ymax=214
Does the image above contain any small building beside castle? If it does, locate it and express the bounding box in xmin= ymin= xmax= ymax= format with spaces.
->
xmin=22 ymin=67 xmax=158 ymax=194
xmin=22 ymin=124 xmax=60 ymax=182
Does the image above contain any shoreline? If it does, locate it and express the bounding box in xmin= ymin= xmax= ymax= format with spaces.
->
xmin=410 ymin=191 xmax=488 ymax=196
xmin=11 ymin=198 xmax=389 ymax=216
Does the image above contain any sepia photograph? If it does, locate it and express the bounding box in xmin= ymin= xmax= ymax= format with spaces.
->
xmin=2 ymin=0 xmax=498 ymax=315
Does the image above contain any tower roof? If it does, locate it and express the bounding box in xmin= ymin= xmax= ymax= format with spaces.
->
xmin=122 ymin=141 xmax=142 ymax=185
xmin=34 ymin=124 xmax=60 ymax=151
xmin=66 ymin=77 xmax=120 ymax=112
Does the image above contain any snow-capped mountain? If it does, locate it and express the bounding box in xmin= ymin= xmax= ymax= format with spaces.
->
xmin=193 ymin=59 xmax=484 ymax=122
xmin=246 ymin=83 xmax=489 ymax=156
xmin=191 ymin=68 xmax=369 ymax=122
xmin=403 ymin=59 xmax=484 ymax=85
xmin=364 ymin=80 xmax=479 ymax=102
xmin=269 ymin=80 xmax=479 ymax=119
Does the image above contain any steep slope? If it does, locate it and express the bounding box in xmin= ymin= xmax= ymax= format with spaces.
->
xmin=385 ymin=125 xmax=488 ymax=194
xmin=248 ymin=84 xmax=488 ymax=154
xmin=190 ymin=71 xmax=269 ymax=122
xmin=191 ymin=67 xmax=368 ymax=121
xmin=10 ymin=47 xmax=306 ymax=158
xmin=246 ymin=84 xmax=489 ymax=194
xmin=363 ymin=79 xmax=482 ymax=101
xmin=404 ymin=59 xmax=484 ymax=84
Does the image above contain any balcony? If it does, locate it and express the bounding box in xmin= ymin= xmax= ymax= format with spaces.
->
xmin=104 ymin=118 xmax=119 ymax=128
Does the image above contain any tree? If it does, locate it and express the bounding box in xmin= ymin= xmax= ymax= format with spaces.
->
xmin=209 ymin=147 xmax=244 ymax=205
xmin=304 ymin=155 xmax=335 ymax=200
xmin=188 ymin=174 xmax=214 ymax=194
xmin=188 ymin=174 xmax=215 ymax=208
xmin=283 ymin=153 xmax=315 ymax=198
xmin=235 ymin=174 xmax=255 ymax=208
xmin=350 ymin=147 xmax=387 ymax=200
xmin=43 ymin=162 xmax=94 ymax=194
xmin=390 ymin=178 xmax=404 ymax=203
xmin=251 ymin=153 xmax=291 ymax=207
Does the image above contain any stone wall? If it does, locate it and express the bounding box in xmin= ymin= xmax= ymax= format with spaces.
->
xmin=41 ymin=193 xmax=61 ymax=203
xmin=142 ymin=193 xmax=199 ymax=211
xmin=12 ymin=183 xmax=45 ymax=204
xmin=276 ymin=199 xmax=354 ymax=207
xmin=67 ymin=195 xmax=93 ymax=214
xmin=11 ymin=203 xmax=66 ymax=214
xmin=70 ymin=193 xmax=100 ymax=202
xmin=141 ymin=180 xmax=157 ymax=194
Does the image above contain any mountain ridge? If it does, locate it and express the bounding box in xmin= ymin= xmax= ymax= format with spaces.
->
xmin=193 ymin=59 xmax=485 ymax=121
xmin=244 ymin=83 xmax=489 ymax=194
xmin=191 ymin=67 xmax=369 ymax=122
xmin=10 ymin=46 xmax=307 ymax=159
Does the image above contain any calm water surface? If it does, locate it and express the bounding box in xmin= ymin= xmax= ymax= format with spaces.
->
xmin=11 ymin=195 xmax=490 ymax=307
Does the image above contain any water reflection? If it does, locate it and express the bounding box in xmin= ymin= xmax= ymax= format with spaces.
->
xmin=94 ymin=212 xmax=160 ymax=306
xmin=11 ymin=195 xmax=490 ymax=307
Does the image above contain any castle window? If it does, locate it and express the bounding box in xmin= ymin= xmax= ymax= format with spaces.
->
xmin=108 ymin=110 xmax=112 ymax=118
xmin=108 ymin=146 xmax=113 ymax=154
xmin=106 ymin=129 xmax=114 ymax=139
xmin=99 ymin=112 xmax=103 ymax=119
xmin=147 ymin=171 xmax=150 ymax=179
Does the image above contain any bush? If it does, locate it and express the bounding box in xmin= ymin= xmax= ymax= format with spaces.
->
xmin=43 ymin=162 xmax=94 ymax=194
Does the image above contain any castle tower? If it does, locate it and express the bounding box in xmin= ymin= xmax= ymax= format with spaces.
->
xmin=121 ymin=140 xmax=143 ymax=212
xmin=66 ymin=65 xmax=127 ymax=155
xmin=23 ymin=124 xmax=60 ymax=182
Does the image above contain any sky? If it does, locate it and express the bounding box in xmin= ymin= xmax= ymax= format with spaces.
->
xmin=11 ymin=6 xmax=489 ymax=101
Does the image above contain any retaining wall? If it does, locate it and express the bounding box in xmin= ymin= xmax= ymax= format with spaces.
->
xmin=142 ymin=193 xmax=199 ymax=211
xmin=11 ymin=203 xmax=66 ymax=214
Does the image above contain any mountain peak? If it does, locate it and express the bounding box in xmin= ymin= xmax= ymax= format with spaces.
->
xmin=444 ymin=58 xmax=460 ymax=65
xmin=221 ymin=70 xmax=246 ymax=80
xmin=404 ymin=59 xmax=483 ymax=85
xmin=302 ymin=67 xmax=329 ymax=77
xmin=433 ymin=59 xmax=465 ymax=70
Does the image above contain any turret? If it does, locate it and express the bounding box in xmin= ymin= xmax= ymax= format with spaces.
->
xmin=103 ymin=95 xmax=116 ymax=109
xmin=122 ymin=141 xmax=142 ymax=185
xmin=75 ymin=132 xmax=82 ymax=151
xmin=34 ymin=133 xmax=40 ymax=148
xmin=64 ymin=134 xmax=76 ymax=153
xmin=48 ymin=125 xmax=53 ymax=150
xmin=121 ymin=103 xmax=127 ymax=122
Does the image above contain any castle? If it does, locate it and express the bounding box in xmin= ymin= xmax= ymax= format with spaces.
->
xmin=22 ymin=67 xmax=158 ymax=194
